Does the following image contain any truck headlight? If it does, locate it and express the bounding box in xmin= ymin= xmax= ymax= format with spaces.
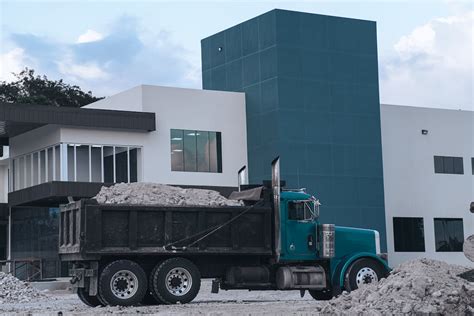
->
xmin=374 ymin=230 xmax=381 ymax=255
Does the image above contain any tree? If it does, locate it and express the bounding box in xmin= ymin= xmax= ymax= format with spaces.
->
xmin=0 ymin=68 xmax=103 ymax=107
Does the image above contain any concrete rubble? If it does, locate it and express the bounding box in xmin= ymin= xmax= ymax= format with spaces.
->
xmin=94 ymin=183 xmax=243 ymax=207
xmin=315 ymin=258 xmax=474 ymax=315
xmin=0 ymin=272 xmax=46 ymax=304
xmin=464 ymin=235 xmax=474 ymax=262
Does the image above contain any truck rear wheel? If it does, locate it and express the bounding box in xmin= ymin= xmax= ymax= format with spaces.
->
xmin=98 ymin=260 xmax=148 ymax=306
xmin=149 ymin=258 xmax=201 ymax=304
xmin=344 ymin=258 xmax=386 ymax=292
xmin=77 ymin=288 xmax=104 ymax=307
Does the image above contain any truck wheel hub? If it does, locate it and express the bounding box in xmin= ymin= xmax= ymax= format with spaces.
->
xmin=110 ymin=270 xmax=138 ymax=299
xmin=165 ymin=267 xmax=192 ymax=296
xmin=356 ymin=267 xmax=378 ymax=286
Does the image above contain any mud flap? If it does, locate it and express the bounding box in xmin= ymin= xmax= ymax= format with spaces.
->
xmin=70 ymin=262 xmax=99 ymax=296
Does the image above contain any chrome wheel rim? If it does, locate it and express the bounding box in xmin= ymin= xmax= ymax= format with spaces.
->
xmin=110 ymin=270 xmax=139 ymax=299
xmin=165 ymin=267 xmax=192 ymax=296
xmin=356 ymin=267 xmax=378 ymax=286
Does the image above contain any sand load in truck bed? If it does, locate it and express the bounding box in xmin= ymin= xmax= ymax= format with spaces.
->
xmin=94 ymin=183 xmax=244 ymax=207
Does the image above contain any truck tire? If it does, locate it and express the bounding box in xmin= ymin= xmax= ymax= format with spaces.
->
xmin=77 ymin=288 xmax=104 ymax=307
xmin=149 ymin=258 xmax=201 ymax=304
xmin=308 ymin=289 xmax=333 ymax=301
xmin=98 ymin=260 xmax=148 ymax=306
xmin=343 ymin=258 xmax=386 ymax=292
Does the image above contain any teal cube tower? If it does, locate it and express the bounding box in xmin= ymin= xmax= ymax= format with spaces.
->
xmin=201 ymin=9 xmax=386 ymax=250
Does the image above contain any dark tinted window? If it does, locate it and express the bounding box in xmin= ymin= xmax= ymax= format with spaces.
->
xmin=434 ymin=218 xmax=464 ymax=252
xmin=130 ymin=148 xmax=138 ymax=182
xmin=171 ymin=129 xmax=222 ymax=173
xmin=183 ymin=130 xmax=197 ymax=172
xmin=434 ymin=156 xmax=463 ymax=174
xmin=288 ymin=201 xmax=312 ymax=221
xmin=393 ymin=217 xmax=425 ymax=252
xmin=471 ymin=158 xmax=474 ymax=175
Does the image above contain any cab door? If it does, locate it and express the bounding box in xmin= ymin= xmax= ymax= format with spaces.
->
xmin=283 ymin=200 xmax=317 ymax=260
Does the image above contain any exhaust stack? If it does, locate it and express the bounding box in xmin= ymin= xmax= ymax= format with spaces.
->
xmin=237 ymin=166 xmax=248 ymax=192
xmin=271 ymin=157 xmax=281 ymax=262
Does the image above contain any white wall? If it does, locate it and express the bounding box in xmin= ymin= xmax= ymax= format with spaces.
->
xmin=0 ymin=162 xmax=8 ymax=203
xmin=85 ymin=85 xmax=247 ymax=187
xmin=9 ymin=125 xmax=61 ymax=157
xmin=381 ymin=104 xmax=474 ymax=267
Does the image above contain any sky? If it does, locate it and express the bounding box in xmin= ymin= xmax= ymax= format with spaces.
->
xmin=0 ymin=0 xmax=473 ymax=110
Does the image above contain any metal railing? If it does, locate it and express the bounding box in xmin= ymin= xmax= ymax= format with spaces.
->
xmin=0 ymin=258 xmax=43 ymax=281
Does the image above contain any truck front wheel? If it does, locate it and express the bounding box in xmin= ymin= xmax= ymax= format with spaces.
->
xmin=149 ymin=258 xmax=201 ymax=304
xmin=344 ymin=258 xmax=386 ymax=292
xmin=98 ymin=260 xmax=148 ymax=306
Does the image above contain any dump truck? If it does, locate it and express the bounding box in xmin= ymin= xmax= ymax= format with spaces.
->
xmin=59 ymin=157 xmax=389 ymax=307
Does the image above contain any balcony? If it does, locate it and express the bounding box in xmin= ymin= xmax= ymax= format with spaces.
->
xmin=10 ymin=143 xmax=142 ymax=193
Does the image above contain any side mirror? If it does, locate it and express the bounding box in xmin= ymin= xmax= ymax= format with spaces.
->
xmin=470 ymin=202 xmax=474 ymax=213
xmin=314 ymin=199 xmax=321 ymax=218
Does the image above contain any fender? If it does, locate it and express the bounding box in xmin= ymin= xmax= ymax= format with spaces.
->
xmin=333 ymin=252 xmax=390 ymax=288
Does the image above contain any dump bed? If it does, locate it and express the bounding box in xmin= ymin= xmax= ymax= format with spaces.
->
xmin=59 ymin=199 xmax=274 ymax=261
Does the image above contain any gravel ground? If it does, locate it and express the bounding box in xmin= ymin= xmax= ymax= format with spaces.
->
xmin=0 ymin=280 xmax=318 ymax=315
xmin=1 ymin=259 xmax=472 ymax=315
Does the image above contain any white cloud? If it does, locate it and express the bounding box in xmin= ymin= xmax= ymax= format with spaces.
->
xmin=0 ymin=48 xmax=30 ymax=81
xmin=394 ymin=24 xmax=436 ymax=60
xmin=76 ymin=29 xmax=104 ymax=44
xmin=380 ymin=11 xmax=473 ymax=110
xmin=57 ymin=59 xmax=109 ymax=80
xmin=3 ymin=15 xmax=198 ymax=96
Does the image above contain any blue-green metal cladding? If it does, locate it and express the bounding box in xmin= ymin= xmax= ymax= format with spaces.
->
xmin=201 ymin=9 xmax=387 ymax=251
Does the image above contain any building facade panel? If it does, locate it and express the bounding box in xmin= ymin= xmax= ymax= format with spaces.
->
xmin=201 ymin=9 xmax=387 ymax=250
xmin=381 ymin=104 xmax=474 ymax=266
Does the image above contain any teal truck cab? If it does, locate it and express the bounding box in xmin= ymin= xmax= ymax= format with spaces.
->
xmin=60 ymin=157 xmax=389 ymax=307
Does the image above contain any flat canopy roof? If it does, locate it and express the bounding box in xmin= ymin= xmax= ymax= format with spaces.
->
xmin=0 ymin=102 xmax=156 ymax=145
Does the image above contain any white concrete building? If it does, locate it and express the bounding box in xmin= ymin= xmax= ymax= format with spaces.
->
xmin=381 ymin=104 xmax=474 ymax=267
xmin=84 ymin=85 xmax=247 ymax=187
xmin=8 ymin=85 xmax=247 ymax=192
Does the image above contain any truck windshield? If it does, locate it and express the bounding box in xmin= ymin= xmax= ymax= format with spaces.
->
xmin=288 ymin=200 xmax=316 ymax=221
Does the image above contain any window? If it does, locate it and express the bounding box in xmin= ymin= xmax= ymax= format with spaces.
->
xmin=434 ymin=218 xmax=464 ymax=252
xmin=9 ymin=143 xmax=142 ymax=192
xmin=115 ymin=147 xmax=128 ymax=183
xmin=288 ymin=201 xmax=312 ymax=221
xmin=471 ymin=158 xmax=474 ymax=175
xmin=393 ymin=217 xmax=425 ymax=252
xmin=288 ymin=201 xmax=316 ymax=221
xmin=434 ymin=156 xmax=463 ymax=174
xmin=171 ymin=129 xmax=222 ymax=173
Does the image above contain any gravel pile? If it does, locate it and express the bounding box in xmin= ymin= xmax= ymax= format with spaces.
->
xmin=0 ymin=272 xmax=46 ymax=304
xmin=316 ymin=258 xmax=474 ymax=315
xmin=94 ymin=183 xmax=243 ymax=207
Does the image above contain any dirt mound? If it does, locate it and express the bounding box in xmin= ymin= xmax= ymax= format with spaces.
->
xmin=0 ymin=272 xmax=46 ymax=304
xmin=94 ymin=183 xmax=243 ymax=207
xmin=316 ymin=258 xmax=474 ymax=315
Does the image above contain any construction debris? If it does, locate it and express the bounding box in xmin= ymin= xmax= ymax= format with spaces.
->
xmin=464 ymin=235 xmax=474 ymax=262
xmin=316 ymin=258 xmax=474 ymax=315
xmin=0 ymin=272 xmax=46 ymax=304
xmin=94 ymin=183 xmax=243 ymax=207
